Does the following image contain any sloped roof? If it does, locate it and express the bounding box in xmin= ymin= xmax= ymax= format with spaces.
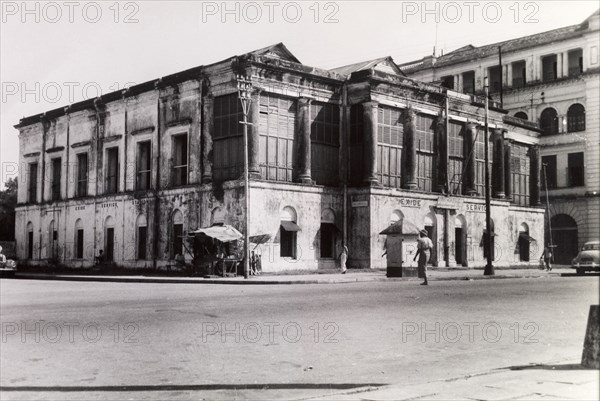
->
xmin=246 ymin=42 xmax=300 ymax=63
xmin=330 ymin=56 xmax=405 ymax=76
xmin=400 ymin=10 xmax=598 ymax=73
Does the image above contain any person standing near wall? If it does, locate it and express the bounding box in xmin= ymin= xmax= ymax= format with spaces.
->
xmin=414 ymin=230 xmax=433 ymax=285
xmin=339 ymin=245 xmax=348 ymax=274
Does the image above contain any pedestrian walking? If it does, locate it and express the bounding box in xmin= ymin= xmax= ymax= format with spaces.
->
xmin=339 ymin=245 xmax=348 ymax=274
xmin=414 ymin=229 xmax=433 ymax=285
xmin=540 ymin=244 xmax=553 ymax=271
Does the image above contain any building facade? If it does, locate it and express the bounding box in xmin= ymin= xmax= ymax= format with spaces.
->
xmin=401 ymin=10 xmax=600 ymax=264
xmin=15 ymin=43 xmax=544 ymax=271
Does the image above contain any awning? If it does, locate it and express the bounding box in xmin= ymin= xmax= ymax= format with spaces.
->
xmin=519 ymin=232 xmax=536 ymax=242
xmin=280 ymin=221 xmax=301 ymax=232
xmin=249 ymin=234 xmax=271 ymax=244
xmin=191 ymin=225 xmax=243 ymax=242
xmin=379 ymin=219 xmax=421 ymax=236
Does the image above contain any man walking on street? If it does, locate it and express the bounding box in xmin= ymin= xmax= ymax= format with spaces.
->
xmin=414 ymin=229 xmax=433 ymax=285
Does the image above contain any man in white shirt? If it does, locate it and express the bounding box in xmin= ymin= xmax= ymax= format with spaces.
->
xmin=414 ymin=230 xmax=433 ymax=285
xmin=0 ymin=246 xmax=6 ymax=267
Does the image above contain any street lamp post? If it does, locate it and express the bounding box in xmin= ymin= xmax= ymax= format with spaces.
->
xmin=484 ymin=77 xmax=495 ymax=276
xmin=237 ymin=75 xmax=253 ymax=279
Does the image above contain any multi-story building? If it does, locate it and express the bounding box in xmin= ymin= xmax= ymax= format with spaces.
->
xmin=400 ymin=10 xmax=600 ymax=264
xmin=14 ymin=43 xmax=544 ymax=271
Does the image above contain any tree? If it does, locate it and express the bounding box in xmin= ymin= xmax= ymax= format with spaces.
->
xmin=0 ymin=177 xmax=18 ymax=241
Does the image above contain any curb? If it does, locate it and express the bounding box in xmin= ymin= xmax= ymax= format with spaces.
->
xmin=6 ymin=272 xmax=566 ymax=285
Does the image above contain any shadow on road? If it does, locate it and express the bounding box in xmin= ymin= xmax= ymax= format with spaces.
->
xmin=508 ymin=363 xmax=597 ymax=371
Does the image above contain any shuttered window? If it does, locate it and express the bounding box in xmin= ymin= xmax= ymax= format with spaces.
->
xmin=259 ymin=94 xmax=296 ymax=182
xmin=510 ymin=143 xmax=530 ymax=206
xmin=214 ymin=93 xmax=243 ymax=182
xmin=376 ymin=106 xmax=403 ymax=189
xmin=415 ymin=114 xmax=434 ymax=192
xmin=311 ymin=102 xmax=340 ymax=186
xmin=448 ymin=121 xmax=465 ymax=195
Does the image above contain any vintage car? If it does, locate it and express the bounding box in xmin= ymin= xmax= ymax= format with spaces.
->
xmin=571 ymin=240 xmax=600 ymax=275
xmin=0 ymin=259 xmax=17 ymax=278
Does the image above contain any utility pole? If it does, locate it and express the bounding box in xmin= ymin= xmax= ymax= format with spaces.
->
xmin=237 ymin=75 xmax=253 ymax=279
xmin=542 ymin=163 xmax=554 ymax=251
xmin=484 ymin=77 xmax=495 ymax=276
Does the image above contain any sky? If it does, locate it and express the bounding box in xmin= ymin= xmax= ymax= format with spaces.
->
xmin=1 ymin=0 xmax=598 ymax=188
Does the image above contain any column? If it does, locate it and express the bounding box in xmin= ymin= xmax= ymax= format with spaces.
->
xmin=562 ymin=51 xmax=569 ymax=77
xmin=435 ymin=115 xmax=447 ymax=193
xmin=362 ymin=101 xmax=379 ymax=186
xmin=297 ymin=97 xmax=313 ymax=184
xmin=492 ymin=128 xmax=505 ymax=198
xmin=402 ymin=107 xmax=417 ymax=190
xmin=504 ymin=139 xmax=512 ymax=200
xmin=248 ymin=91 xmax=261 ymax=179
xmin=557 ymin=53 xmax=563 ymax=78
xmin=506 ymin=64 xmax=513 ymax=88
xmin=201 ymin=94 xmax=213 ymax=184
xmin=464 ymin=122 xmax=477 ymax=195
xmin=530 ymin=145 xmax=541 ymax=206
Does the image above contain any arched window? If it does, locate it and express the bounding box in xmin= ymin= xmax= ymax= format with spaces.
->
xmin=74 ymin=219 xmax=84 ymax=259
xmin=136 ymin=214 xmax=147 ymax=260
xmin=454 ymin=215 xmax=467 ymax=266
xmin=514 ymin=112 xmax=528 ymax=121
xmin=26 ymin=222 xmax=34 ymax=259
xmin=567 ymin=104 xmax=585 ymax=132
xmin=104 ymin=216 xmax=115 ymax=262
xmin=171 ymin=210 xmax=184 ymax=258
xmin=540 ymin=108 xmax=558 ymax=135
xmin=280 ymin=206 xmax=299 ymax=259
xmin=518 ymin=223 xmax=531 ymax=262
xmin=211 ymin=207 xmax=225 ymax=226
xmin=320 ymin=209 xmax=336 ymax=259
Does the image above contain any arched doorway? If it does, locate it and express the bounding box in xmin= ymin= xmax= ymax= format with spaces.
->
xmin=518 ymin=223 xmax=530 ymax=261
xmin=551 ymin=214 xmax=578 ymax=264
xmin=104 ymin=216 xmax=115 ymax=262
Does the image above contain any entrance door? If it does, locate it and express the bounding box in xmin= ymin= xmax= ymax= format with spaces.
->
xmin=106 ymin=228 xmax=115 ymax=261
xmin=455 ymin=228 xmax=463 ymax=265
xmin=551 ymin=214 xmax=578 ymax=264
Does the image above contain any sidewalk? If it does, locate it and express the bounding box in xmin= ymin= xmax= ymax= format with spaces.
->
xmin=307 ymin=358 xmax=599 ymax=401
xmin=10 ymin=267 xmax=577 ymax=285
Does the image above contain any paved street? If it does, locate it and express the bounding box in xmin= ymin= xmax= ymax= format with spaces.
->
xmin=1 ymin=277 xmax=598 ymax=400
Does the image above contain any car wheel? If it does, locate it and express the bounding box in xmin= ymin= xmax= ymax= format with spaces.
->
xmin=576 ymin=268 xmax=585 ymax=275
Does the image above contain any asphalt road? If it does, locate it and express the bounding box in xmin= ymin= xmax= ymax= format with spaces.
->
xmin=1 ymin=277 xmax=598 ymax=400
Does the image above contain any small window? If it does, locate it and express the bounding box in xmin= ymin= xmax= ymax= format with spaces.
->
xmin=280 ymin=207 xmax=299 ymax=259
xmin=568 ymin=49 xmax=583 ymax=76
xmin=462 ymin=71 xmax=475 ymax=94
xmin=136 ymin=141 xmax=152 ymax=190
xmin=542 ymin=55 xmax=557 ymax=82
xmin=540 ymin=108 xmax=559 ymax=135
xmin=51 ymin=158 xmax=62 ymax=201
xmin=172 ymin=134 xmax=188 ymax=187
xmin=514 ymin=112 xmax=528 ymax=121
xmin=105 ymin=147 xmax=119 ymax=194
xmin=567 ymin=152 xmax=584 ymax=187
xmin=75 ymin=219 xmax=84 ymax=259
xmin=541 ymin=155 xmax=557 ymax=189
xmin=487 ymin=66 xmax=502 ymax=92
xmin=440 ymin=75 xmax=454 ymax=90
xmin=136 ymin=214 xmax=148 ymax=260
xmin=171 ymin=210 xmax=184 ymax=258
xmin=567 ymin=104 xmax=585 ymax=133
xmin=77 ymin=153 xmax=88 ymax=197
xmin=28 ymin=162 xmax=38 ymax=203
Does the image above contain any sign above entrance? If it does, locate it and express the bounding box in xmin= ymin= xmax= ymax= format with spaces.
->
xmin=437 ymin=196 xmax=463 ymax=210
xmin=466 ymin=203 xmax=486 ymax=213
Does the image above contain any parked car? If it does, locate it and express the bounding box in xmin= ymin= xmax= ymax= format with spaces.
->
xmin=571 ymin=240 xmax=600 ymax=275
xmin=0 ymin=259 xmax=17 ymax=278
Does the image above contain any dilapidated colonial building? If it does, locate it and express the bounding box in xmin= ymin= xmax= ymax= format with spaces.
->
xmin=400 ymin=10 xmax=600 ymax=264
xmin=15 ymin=43 xmax=545 ymax=271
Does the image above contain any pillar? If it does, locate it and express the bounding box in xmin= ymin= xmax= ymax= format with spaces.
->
xmin=557 ymin=53 xmax=563 ymax=78
xmin=201 ymin=95 xmax=213 ymax=184
xmin=402 ymin=107 xmax=417 ymax=190
xmin=248 ymin=91 xmax=261 ymax=179
xmin=464 ymin=122 xmax=477 ymax=195
xmin=492 ymin=128 xmax=505 ymax=198
xmin=530 ymin=145 xmax=541 ymax=206
xmin=506 ymin=64 xmax=513 ymax=88
xmin=504 ymin=139 xmax=512 ymax=200
xmin=297 ymin=97 xmax=313 ymax=184
xmin=562 ymin=51 xmax=569 ymax=77
xmin=363 ymin=101 xmax=379 ymax=186
xmin=435 ymin=115 xmax=447 ymax=193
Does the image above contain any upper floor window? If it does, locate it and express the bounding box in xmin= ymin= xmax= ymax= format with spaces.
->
xmin=512 ymin=61 xmax=526 ymax=88
xmin=567 ymin=104 xmax=585 ymax=132
xmin=76 ymin=153 xmax=88 ymax=197
xmin=27 ymin=162 xmax=38 ymax=203
xmin=567 ymin=152 xmax=584 ymax=187
xmin=51 ymin=158 xmax=62 ymax=201
xmin=105 ymin=147 xmax=119 ymax=194
xmin=542 ymin=55 xmax=557 ymax=82
xmin=487 ymin=66 xmax=502 ymax=92
xmin=514 ymin=112 xmax=528 ymax=121
xmin=568 ymin=49 xmax=583 ymax=76
xmin=462 ymin=71 xmax=475 ymax=94
xmin=440 ymin=75 xmax=454 ymax=90
xmin=171 ymin=134 xmax=188 ymax=186
xmin=136 ymin=141 xmax=152 ymax=190
xmin=540 ymin=108 xmax=558 ymax=135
